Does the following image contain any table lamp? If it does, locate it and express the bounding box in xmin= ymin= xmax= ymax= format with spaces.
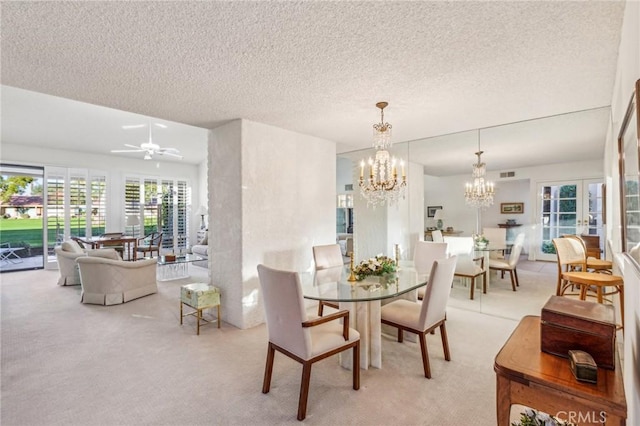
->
xmin=125 ymin=215 xmax=140 ymax=236
xmin=434 ymin=210 xmax=444 ymax=230
xmin=196 ymin=205 xmax=208 ymax=230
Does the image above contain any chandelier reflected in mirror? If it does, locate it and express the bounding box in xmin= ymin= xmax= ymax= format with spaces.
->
xmin=464 ymin=131 xmax=495 ymax=208
xmin=359 ymin=101 xmax=407 ymax=207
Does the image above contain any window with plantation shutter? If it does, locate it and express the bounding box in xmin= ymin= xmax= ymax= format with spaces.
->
xmin=142 ymin=179 xmax=159 ymax=236
xmin=124 ymin=176 xmax=191 ymax=250
xmin=43 ymin=167 xmax=107 ymax=267
xmin=90 ymin=176 xmax=107 ymax=237
xmin=46 ymin=170 xmax=65 ymax=256
xmin=69 ymin=172 xmax=87 ymax=237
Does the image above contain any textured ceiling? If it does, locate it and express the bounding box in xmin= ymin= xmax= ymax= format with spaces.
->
xmin=0 ymin=1 xmax=626 ymax=171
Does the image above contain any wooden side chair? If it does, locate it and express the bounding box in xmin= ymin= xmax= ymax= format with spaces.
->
xmin=312 ymin=244 xmax=343 ymax=316
xmin=71 ymin=236 xmax=97 ymax=250
xmin=552 ymin=237 xmax=624 ymax=329
xmin=256 ymin=264 xmax=360 ymax=421
xmin=380 ymin=256 xmax=457 ymax=378
xmin=563 ymin=235 xmax=612 ymax=274
xmin=136 ymin=232 xmax=163 ymax=258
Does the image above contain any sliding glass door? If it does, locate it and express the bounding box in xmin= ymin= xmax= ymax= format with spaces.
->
xmin=0 ymin=164 xmax=45 ymax=272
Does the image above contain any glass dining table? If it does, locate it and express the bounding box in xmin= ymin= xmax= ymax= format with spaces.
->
xmin=299 ymin=261 xmax=429 ymax=369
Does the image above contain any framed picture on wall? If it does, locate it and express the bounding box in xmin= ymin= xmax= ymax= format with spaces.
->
xmin=500 ymin=202 xmax=524 ymax=214
xmin=427 ymin=206 xmax=442 ymax=217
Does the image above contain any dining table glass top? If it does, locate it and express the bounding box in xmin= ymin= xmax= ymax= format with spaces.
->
xmin=473 ymin=243 xmax=508 ymax=253
xmin=299 ymin=261 xmax=429 ymax=303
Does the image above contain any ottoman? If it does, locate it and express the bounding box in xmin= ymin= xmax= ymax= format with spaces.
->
xmin=180 ymin=283 xmax=221 ymax=335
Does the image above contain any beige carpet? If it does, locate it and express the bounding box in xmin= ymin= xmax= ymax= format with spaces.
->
xmin=1 ymin=261 xmax=557 ymax=425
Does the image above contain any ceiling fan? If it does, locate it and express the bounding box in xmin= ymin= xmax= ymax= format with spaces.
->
xmin=111 ymin=123 xmax=183 ymax=160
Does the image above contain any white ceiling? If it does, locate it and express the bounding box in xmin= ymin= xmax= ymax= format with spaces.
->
xmin=0 ymin=1 xmax=626 ymax=172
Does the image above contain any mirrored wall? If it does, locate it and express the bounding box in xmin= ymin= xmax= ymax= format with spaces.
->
xmin=337 ymin=107 xmax=610 ymax=318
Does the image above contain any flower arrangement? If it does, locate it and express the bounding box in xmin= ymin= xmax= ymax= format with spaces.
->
xmin=512 ymin=408 xmax=574 ymax=426
xmin=353 ymin=255 xmax=397 ymax=281
xmin=473 ymin=233 xmax=489 ymax=247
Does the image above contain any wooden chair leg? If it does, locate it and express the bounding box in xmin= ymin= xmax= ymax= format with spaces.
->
xmin=262 ymin=343 xmax=276 ymax=394
xmin=469 ymin=277 xmax=475 ymax=300
xmin=397 ymin=328 xmax=403 ymax=343
xmin=513 ymin=268 xmax=519 ymax=286
xmin=317 ymin=302 xmax=324 ymax=317
xmin=298 ymin=362 xmax=312 ymax=421
xmin=510 ymin=270 xmax=516 ymax=291
xmin=418 ymin=332 xmax=431 ymax=378
xmin=440 ymin=322 xmax=451 ymax=361
xmin=353 ymin=342 xmax=360 ymax=389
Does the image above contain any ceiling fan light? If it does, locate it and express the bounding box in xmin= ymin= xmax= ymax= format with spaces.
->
xmin=144 ymin=153 xmax=152 ymax=160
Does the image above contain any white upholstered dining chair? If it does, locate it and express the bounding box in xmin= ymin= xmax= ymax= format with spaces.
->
xmin=489 ymin=233 xmax=525 ymax=291
xmin=413 ymin=241 xmax=448 ymax=300
xmin=444 ymin=236 xmax=486 ymax=300
xmin=312 ymin=244 xmax=343 ymax=315
xmin=257 ymin=264 xmax=360 ymax=421
xmin=482 ymin=227 xmax=507 ymax=259
xmin=431 ymin=229 xmax=444 ymax=242
xmin=380 ymin=256 xmax=457 ymax=378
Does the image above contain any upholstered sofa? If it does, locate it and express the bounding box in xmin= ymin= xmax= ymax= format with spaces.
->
xmin=190 ymin=232 xmax=208 ymax=268
xmin=77 ymin=256 xmax=158 ymax=305
xmin=55 ymin=240 xmax=123 ymax=286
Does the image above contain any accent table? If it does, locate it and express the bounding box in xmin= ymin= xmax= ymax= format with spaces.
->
xmin=180 ymin=283 xmax=221 ymax=335
xmin=157 ymin=254 xmax=205 ymax=281
xmin=494 ymin=316 xmax=626 ymax=426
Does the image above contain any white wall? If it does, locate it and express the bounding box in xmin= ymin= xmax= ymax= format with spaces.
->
xmin=209 ymin=119 xmax=336 ymax=329
xmin=605 ymin=1 xmax=640 ymax=423
xmin=0 ymin=143 xmax=203 ymax=241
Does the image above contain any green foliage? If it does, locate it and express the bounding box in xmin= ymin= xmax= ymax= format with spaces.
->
xmin=0 ymin=175 xmax=35 ymax=204
xmin=541 ymin=241 xmax=556 ymax=254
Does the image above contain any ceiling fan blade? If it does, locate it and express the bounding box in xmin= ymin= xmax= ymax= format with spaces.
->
xmin=111 ymin=149 xmax=145 ymax=153
xmin=160 ymin=151 xmax=183 ymax=159
xmin=157 ymin=147 xmax=179 ymax=153
xmin=124 ymin=144 xmax=141 ymax=149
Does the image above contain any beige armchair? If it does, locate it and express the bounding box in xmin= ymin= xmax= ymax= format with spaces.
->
xmin=77 ymin=256 xmax=157 ymax=305
xmin=55 ymin=240 xmax=123 ymax=286
xmin=55 ymin=240 xmax=86 ymax=286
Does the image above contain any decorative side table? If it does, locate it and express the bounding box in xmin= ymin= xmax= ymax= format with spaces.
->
xmin=180 ymin=283 xmax=221 ymax=335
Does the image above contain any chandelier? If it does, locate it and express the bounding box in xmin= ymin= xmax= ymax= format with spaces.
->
xmin=359 ymin=102 xmax=407 ymax=207
xmin=464 ymin=133 xmax=495 ymax=208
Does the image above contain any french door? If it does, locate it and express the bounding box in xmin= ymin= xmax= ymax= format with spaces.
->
xmin=44 ymin=167 xmax=108 ymax=268
xmin=536 ymin=179 xmax=605 ymax=261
